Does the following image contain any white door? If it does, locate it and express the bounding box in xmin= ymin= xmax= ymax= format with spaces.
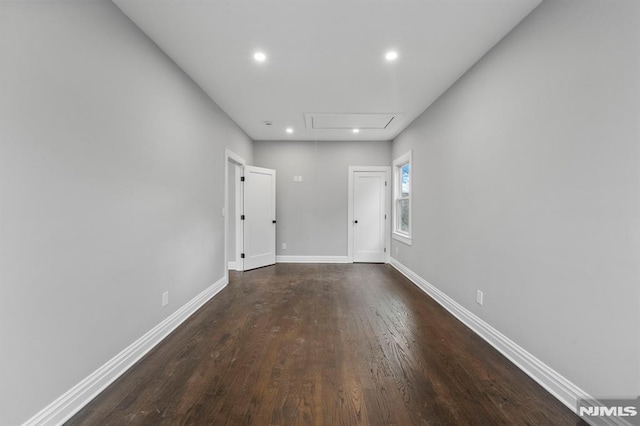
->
xmin=242 ymin=165 xmax=277 ymax=270
xmin=353 ymin=171 xmax=386 ymax=263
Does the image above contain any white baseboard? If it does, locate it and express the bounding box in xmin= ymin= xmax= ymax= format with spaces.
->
xmin=23 ymin=276 xmax=228 ymax=426
xmin=228 ymin=261 xmax=236 ymax=270
xmin=388 ymin=258 xmax=620 ymax=426
xmin=276 ymin=255 xmax=349 ymax=264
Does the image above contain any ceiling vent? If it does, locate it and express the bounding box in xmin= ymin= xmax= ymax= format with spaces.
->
xmin=304 ymin=113 xmax=403 ymax=130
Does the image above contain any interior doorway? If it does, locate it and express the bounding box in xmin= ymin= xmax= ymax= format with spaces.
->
xmin=347 ymin=166 xmax=390 ymax=263
xmin=242 ymin=165 xmax=277 ymax=270
xmin=225 ymin=149 xmax=245 ymax=274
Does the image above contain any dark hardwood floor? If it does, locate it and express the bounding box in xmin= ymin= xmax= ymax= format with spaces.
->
xmin=67 ymin=264 xmax=583 ymax=425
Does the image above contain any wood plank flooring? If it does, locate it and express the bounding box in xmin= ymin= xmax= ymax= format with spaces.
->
xmin=67 ymin=264 xmax=584 ymax=425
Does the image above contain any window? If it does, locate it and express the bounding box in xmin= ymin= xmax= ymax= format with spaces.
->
xmin=393 ymin=151 xmax=412 ymax=245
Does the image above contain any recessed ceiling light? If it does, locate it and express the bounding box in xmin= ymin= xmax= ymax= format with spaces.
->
xmin=254 ymin=52 xmax=266 ymax=62
xmin=385 ymin=51 xmax=398 ymax=61
xmin=352 ymin=128 xmax=360 ymax=134
xmin=286 ymin=127 xmax=293 ymax=134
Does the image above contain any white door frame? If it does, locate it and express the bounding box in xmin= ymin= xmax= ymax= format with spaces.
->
xmin=224 ymin=148 xmax=246 ymax=279
xmin=347 ymin=166 xmax=391 ymax=263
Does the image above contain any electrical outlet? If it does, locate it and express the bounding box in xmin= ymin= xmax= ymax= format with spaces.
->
xmin=162 ymin=291 xmax=169 ymax=307
xmin=282 ymin=243 xmax=287 ymax=250
xmin=476 ymin=290 xmax=483 ymax=306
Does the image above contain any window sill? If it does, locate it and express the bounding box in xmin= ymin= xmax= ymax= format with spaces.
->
xmin=392 ymin=232 xmax=412 ymax=246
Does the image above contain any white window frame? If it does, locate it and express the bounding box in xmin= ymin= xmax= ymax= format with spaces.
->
xmin=392 ymin=151 xmax=412 ymax=245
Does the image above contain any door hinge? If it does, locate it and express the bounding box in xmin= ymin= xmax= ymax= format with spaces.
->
xmin=384 ymin=248 xmax=387 ymax=253
xmin=384 ymin=214 xmax=387 ymax=220
xmin=241 ymin=253 xmax=245 ymax=259
xmin=241 ymin=215 xmax=245 ymax=220
xmin=385 ymin=181 xmax=387 ymax=186
xmin=240 ymin=176 xmax=245 ymax=182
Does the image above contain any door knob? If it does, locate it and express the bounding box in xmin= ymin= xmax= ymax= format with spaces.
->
xmin=354 ymin=220 xmax=358 ymax=224
xmin=272 ymin=220 xmax=277 ymax=224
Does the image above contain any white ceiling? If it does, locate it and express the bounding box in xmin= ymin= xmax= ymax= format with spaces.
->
xmin=113 ymin=0 xmax=542 ymax=141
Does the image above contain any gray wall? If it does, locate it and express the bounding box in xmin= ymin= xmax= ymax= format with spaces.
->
xmin=392 ymin=0 xmax=639 ymax=399
xmin=254 ymin=140 xmax=391 ymax=256
xmin=227 ymin=163 xmax=236 ymax=263
xmin=0 ymin=2 xmax=252 ymax=424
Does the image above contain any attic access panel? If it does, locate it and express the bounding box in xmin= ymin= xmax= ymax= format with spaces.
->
xmin=304 ymin=113 xmax=403 ymax=130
